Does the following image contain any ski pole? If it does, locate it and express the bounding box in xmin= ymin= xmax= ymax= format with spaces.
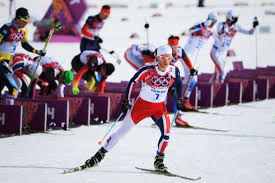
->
xmin=170 ymin=110 xmax=179 ymax=128
xmin=25 ymin=20 xmax=62 ymax=98
xmin=170 ymin=50 xmax=199 ymax=128
xmin=254 ymin=17 xmax=258 ymax=70
xmin=100 ymin=48 xmax=122 ymax=64
xmin=98 ymin=112 xmax=124 ymax=145
xmin=30 ymin=20 xmax=62 ymax=81
xmin=170 ymin=74 xmax=194 ymax=128
xmin=144 ymin=20 xmax=149 ymax=46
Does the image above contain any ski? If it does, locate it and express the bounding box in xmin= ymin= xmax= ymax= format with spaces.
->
xmin=63 ymin=164 xmax=89 ymax=174
xmin=177 ymin=125 xmax=229 ymax=132
xmin=185 ymin=110 xmax=240 ymax=117
xmin=185 ymin=109 xmax=220 ymax=115
xmin=135 ymin=167 xmax=201 ymax=181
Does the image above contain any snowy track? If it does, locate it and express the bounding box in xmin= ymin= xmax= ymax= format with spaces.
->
xmin=0 ymin=99 xmax=275 ymax=183
xmin=0 ymin=0 xmax=275 ymax=182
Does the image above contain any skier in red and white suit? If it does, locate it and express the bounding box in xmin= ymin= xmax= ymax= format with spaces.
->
xmin=8 ymin=53 xmax=42 ymax=98
xmin=167 ymin=35 xmax=198 ymax=126
xmin=82 ymin=45 xmax=185 ymax=172
xmin=34 ymin=56 xmax=73 ymax=98
xmin=210 ymin=10 xmax=259 ymax=84
xmin=124 ymin=43 xmax=156 ymax=70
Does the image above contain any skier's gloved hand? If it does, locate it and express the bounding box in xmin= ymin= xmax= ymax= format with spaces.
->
xmin=94 ymin=36 xmax=103 ymax=44
xmin=253 ymin=18 xmax=259 ymax=28
xmin=144 ymin=23 xmax=149 ymax=29
xmin=1 ymin=61 xmax=13 ymax=73
xmin=121 ymin=99 xmax=131 ymax=113
xmin=176 ymin=98 xmax=185 ymax=111
xmin=36 ymin=49 xmax=46 ymax=56
xmin=72 ymin=87 xmax=80 ymax=95
xmin=231 ymin=17 xmax=238 ymax=25
xmin=220 ymin=24 xmax=225 ymax=34
xmin=190 ymin=69 xmax=198 ymax=76
xmin=54 ymin=20 xmax=63 ymax=31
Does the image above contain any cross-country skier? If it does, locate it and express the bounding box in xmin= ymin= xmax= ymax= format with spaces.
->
xmin=34 ymin=56 xmax=73 ymax=98
xmin=71 ymin=50 xmax=115 ymax=95
xmin=124 ymin=43 xmax=156 ymax=70
xmin=2 ymin=53 xmax=43 ymax=100
xmin=80 ymin=5 xmax=111 ymax=52
xmin=82 ymin=45 xmax=185 ymax=172
xmin=167 ymin=35 xmax=197 ymax=126
xmin=176 ymin=11 xmax=217 ymax=110
xmin=209 ymin=10 xmax=259 ymax=84
xmin=0 ymin=7 xmax=46 ymax=104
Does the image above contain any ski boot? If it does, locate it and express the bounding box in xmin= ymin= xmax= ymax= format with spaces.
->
xmin=175 ymin=115 xmax=189 ymax=127
xmin=85 ymin=147 xmax=106 ymax=168
xmin=154 ymin=154 xmax=168 ymax=172
xmin=184 ymin=99 xmax=195 ymax=111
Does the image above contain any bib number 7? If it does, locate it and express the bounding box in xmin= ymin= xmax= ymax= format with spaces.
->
xmin=155 ymin=94 xmax=159 ymax=100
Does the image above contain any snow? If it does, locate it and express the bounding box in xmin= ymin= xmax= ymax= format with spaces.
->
xmin=0 ymin=99 xmax=275 ymax=183
xmin=0 ymin=0 xmax=275 ymax=182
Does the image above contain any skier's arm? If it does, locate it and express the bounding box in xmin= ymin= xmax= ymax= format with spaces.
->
xmin=21 ymin=26 xmax=45 ymax=55
xmin=81 ymin=16 xmax=95 ymax=38
xmin=174 ymin=67 xmax=183 ymax=99
xmin=180 ymin=48 xmax=194 ymax=70
xmin=72 ymin=65 xmax=89 ymax=93
xmin=0 ymin=25 xmax=11 ymax=45
xmin=235 ymin=24 xmax=255 ymax=35
xmin=125 ymin=66 xmax=149 ymax=100
xmin=189 ymin=23 xmax=203 ymax=35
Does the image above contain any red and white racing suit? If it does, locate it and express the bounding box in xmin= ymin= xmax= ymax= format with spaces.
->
xmin=103 ymin=64 xmax=183 ymax=154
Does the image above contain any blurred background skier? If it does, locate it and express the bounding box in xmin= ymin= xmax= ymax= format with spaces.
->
xmin=209 ymin=10 xmax=259 ymax=84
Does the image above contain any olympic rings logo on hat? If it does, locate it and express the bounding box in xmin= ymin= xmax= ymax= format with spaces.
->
xmin=151 ymin=76 xmax=171 ymax=86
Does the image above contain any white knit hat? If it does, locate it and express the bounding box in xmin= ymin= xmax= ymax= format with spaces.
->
xmin=156 ymin=44 xmax=172 ymax=56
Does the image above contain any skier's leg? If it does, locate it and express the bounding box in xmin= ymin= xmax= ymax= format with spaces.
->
xmin=152 ymin=111 xmax=170 ymax=171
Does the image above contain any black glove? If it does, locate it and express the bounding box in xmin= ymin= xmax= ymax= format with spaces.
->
xmin=144 ymin=23 xmax=149 ymax=29
xmin=53 ymin=19 xmax=63 ymax=31
xmin=253 ymin=17 xmax=259 ymax=28
xmin=221 ymin=24 xmax=225 ymax=34
xmin=190 ymin=69 xmax=198 ymax=76
xmin=141 ymin=50 xmax=152 ymax=56
xmin=94 ymin=36 xmax=103 ymax=44
xmin=36 ymin=49 xmax=46 ymax=56
xmin=121 ymin=99 xmax=131 ymax=113
xmin=0 ymin=61 xmax=13 ymax=73
xmin=231 ymin=17 xmax=238 ymax=25
xmin=176 ymin=98 xmax=185 ymax=111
